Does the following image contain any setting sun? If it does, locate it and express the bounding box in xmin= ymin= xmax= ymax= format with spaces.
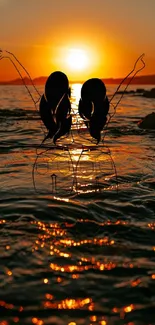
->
xmin=66 ymin=49 xmax=89 ymax=71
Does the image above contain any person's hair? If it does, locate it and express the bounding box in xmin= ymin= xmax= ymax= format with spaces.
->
xmin=78 ymin=78 xmax=109 ymax=143
xmin=39 ymin=71 xmax=72 ymax=143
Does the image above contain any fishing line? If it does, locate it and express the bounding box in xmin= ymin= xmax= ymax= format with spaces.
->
xmin=32 ymin=143 xmax=54 ymax=193
xmin=110 ymin=54 xmax=145 ymax=103
xmin=103 ymin=54 xmax=145 ymax=139
xmin=0 ymin=51 xmax=46 ymax=136
xmin=5 ymin=50 xmax=41 ymax=98
xmin=0 ymin=56 xmax=38 ymax=108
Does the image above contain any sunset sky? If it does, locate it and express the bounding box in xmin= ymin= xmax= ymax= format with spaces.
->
xmin=0 ymin=0 xmax=155 ymax=81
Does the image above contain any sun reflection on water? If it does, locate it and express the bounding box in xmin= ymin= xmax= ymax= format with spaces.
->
xmin=43 ymin=297 xmax=93 ymax=310
xmin=0 ymin=216 xmax=140 ymax=324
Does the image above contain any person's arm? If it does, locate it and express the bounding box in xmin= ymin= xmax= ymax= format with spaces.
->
xmin=0 ymin=49 xmax=41 ymax=106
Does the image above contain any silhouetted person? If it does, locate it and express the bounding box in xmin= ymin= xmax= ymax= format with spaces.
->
xmin=39 ymin=71 xmax=72 ymax=143
xmin=78 ymin=78 xmax=109 ymax=143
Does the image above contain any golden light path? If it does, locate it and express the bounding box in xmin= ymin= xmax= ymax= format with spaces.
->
xmin=1 ymin=218 xmax=155 ymax=324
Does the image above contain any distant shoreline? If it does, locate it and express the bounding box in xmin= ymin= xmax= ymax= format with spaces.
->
xmin=0 ymin=74 xmax=155 ymax=85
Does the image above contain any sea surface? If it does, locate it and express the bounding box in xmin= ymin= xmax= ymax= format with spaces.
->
xmin=0 ymin=83 xmax=155 ymax=325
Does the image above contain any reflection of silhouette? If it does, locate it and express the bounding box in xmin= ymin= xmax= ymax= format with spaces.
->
xmin=39 ymin=71 xmax=72 ymax=144
xmin=138 ymin=112 xmax=155 ymax=129
xmin=78 ymin=78 xmax=109 ymax=143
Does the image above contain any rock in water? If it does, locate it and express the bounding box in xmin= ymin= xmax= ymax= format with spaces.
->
xmin=138 ymin=112 xmax=155 ymax=129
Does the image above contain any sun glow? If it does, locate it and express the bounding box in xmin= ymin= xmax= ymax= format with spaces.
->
xmin=66 ymin=48 xmax=89 ymax=71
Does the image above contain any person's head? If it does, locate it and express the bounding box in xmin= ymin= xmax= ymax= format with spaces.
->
xmin=44 ymin=71 xmax=70 ymax=103
xmin=81 ymin=78 xmax=106 ymax=104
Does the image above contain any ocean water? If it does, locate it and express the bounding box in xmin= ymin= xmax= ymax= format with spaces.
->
xmin=0 ymin=83 xmax=155 ymax=325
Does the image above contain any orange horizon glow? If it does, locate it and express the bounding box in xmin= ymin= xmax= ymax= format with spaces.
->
xmin=0 ymin=1 xmax=155 ymax=82
xmin=0 ymin=42 xmax=154 ymax=82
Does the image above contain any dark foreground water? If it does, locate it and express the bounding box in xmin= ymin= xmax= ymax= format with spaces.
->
xmin=0 ymin=84 xmax=155 ymax=325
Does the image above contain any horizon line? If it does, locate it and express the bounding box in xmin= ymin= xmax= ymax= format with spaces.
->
xmin=1 ymin=73 xmax=155 ymax=85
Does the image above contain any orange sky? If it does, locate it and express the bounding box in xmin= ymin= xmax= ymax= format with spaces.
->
xmin=0 ymin=0 xmax=155 ymax=81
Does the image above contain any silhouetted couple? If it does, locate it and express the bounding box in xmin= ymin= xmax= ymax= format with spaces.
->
xmin=40 ymin=71 xmax=109 ymax=144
